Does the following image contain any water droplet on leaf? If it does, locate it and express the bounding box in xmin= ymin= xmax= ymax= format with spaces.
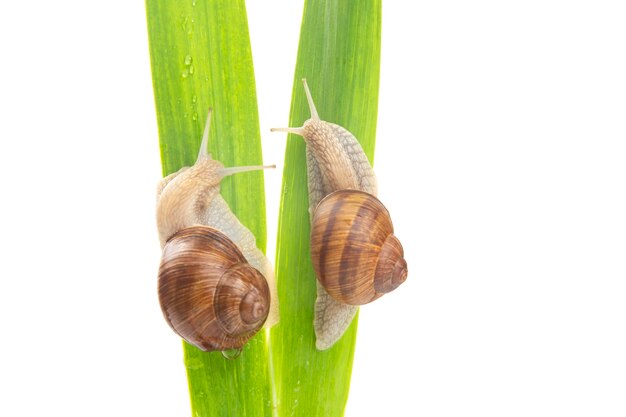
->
xmin=221 ymin=348 xmax=242 ymax=360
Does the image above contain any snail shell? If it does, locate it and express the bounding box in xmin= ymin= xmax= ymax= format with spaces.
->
xmin=159 ymin=226 xmax=270 ymax=351
xmin=310 ymin=190 xmax=407 ymax=305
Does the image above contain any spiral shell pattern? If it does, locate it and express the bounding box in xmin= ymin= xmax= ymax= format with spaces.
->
xmin=158 ymin=226 xmax=270 ymax=351
xmin=310 ymin=190 xmax=408 ymax=305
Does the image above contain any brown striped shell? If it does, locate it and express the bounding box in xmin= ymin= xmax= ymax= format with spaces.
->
xmin=310 ymin=189 xmax=408 ymax=305
xmin=158 ymin=225 xmax=270 ymax=351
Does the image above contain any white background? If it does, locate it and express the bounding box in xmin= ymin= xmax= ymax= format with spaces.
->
xmin=0 ymin=1 xmax=625 ymax=416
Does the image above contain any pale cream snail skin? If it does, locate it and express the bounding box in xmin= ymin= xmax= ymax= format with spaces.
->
xmin=272 ymin=80 xmax=407 ymax=350
xmin=156 ymin=109 xmax=278 ymax=352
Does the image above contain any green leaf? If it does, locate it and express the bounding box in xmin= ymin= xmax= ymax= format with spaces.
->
xmin=146 ymin=1 xmax=272 ymax=416
xmin=270 ymin=1 xmax=382 ymax=416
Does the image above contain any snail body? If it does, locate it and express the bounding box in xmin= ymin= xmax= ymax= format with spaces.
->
xmin=272 ymin=80 xmax=407 ymax=350
xmin=157 ymin=110 xmax=278 ymax=352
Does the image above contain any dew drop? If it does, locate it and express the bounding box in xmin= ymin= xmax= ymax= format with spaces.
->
xmin=188 ymin=64 xmax=194 ymax=74
xmin=184 ymin=54 xmax=193 ymax=65
xmin=192 ymin=95 xmax=197 ymax=103
xmin=182 ymin=68 xmax=189 ymax=78
xmin=221 ymin=347 xmax=242 ymax=360
xmin=192 ymin=112 xmax=198 ymax=121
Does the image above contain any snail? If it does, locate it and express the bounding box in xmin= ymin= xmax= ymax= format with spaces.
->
xmin=272 ymin=79 xmax=407 ymax=350
xmin=157 ymin=109 xmax=279 ymax=352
